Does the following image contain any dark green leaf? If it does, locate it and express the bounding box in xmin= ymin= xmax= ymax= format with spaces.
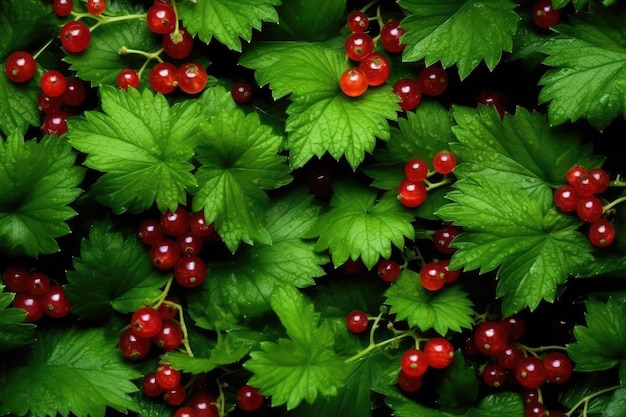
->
xmin=0 ymin=0 xmax=56 ymax=59
xmin=263 ymin=0 xmax=346 ymax=41
xmin=466 ymin=391 xmax=524 ymax=417
xmin=0 ymin=288 xmax=36 ymax=352
xmin=436 ymin=353 xmax=479 ymax=408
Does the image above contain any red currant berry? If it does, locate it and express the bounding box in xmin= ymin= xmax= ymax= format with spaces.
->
xmin=41 ymin=70 xmax=68 ymax=98
xmin=404 ymin=158 xmax=429 ymax=182
xmin=308 ymin=163 xmax=334 ymax=199
xmin=156 ymin=363 xmax=182 ymax=389
xmin=2 ymin=265 xmax=30 ymax=293
xmin=131 ymin=306 xmax=163 ymax=338
xmin=163 ymin=384 xmax=187 ymax=406
xmin=178 ymin=62 xmax=208 ymax=94
xmin=532 ymin=0 xmax=561 ymax=29
xmin=380 ymin=19 xmax=406 ymax=53
xmin=358 ymin=53 xmax=390 ymax=86
xmin=462 ymin=336 xmax=480 ymax=357
xmin=177 ymin=230 xmax=204 ymax=255
xmin=342 ymin=258 xmax=363 ymax=274
xmin=150 ymin=239 xmax=181 ymax=270
xmin=433 ymin=150 xmax=457 ymax=174
xmin=542 ymin=351 xmax=573 ymax=384
xmin=87 ymin=0 xmax=106 ymax=15
xmin=573 ymin=174 xmax=599 ymax=197
xmin=174 ymin=255 xmax=207 ymax=288
xmin=117 ymin=68 xmax=140 ymax=90
xmin=231 ymin=81 xmax=253 ymax=104
xmin=476 ymin=89 xmax=505 ymax=118
xmin=400 ymin=348 xmax=429 ymax=377
xmin=190 ymin=211 xmax=215 ymax=238
xmin=439 ymin=259 xmax=460 ymax=284
xmin=418 ymin=64 xmax=449 ymax=96
xmin=52 ymin=0 xmax=74 ymax=17
xmin=433 ymin=225 xmax=461 ymax=254
xmin=499 ymin=314 xmax=526 ymax=341
xmin=236 ymin=385 xmax=264 ymax=412
xmin=588 ymin=218 xmax=616 ymax=247
xmin=118 ymin=327 xmax=152 ymax=360
xmin=14 ymin=292 xmax=44 ymax=322
xmin=473 ymin=320 xmax=508 ymax=356
xmin=515 ymin=356 xmax=547 ymax=389
xmin=157 ymin=297 xmax=179 ymax=320
xmin=482 ymin=363 xmax=507 ymax=388
xmin=152 ymin=319 xmax=184 ymax=350
xmin=347 ymin=11 xmax=369 ymax=33
xmin=25 ymin=272 xmax=51 ymax=296
xmin=377 ymin=259 xmax=401 ymax=282
xmin=41 ymin=285 xmax=71 ymax=318
xmin=149 ymin=62 xmax=178 ymax=94
xmin=523 ymin=389 xmax=540 ymax=405
xmin=37 ymin=92 xmax=63 ymax=113
xmin=397 ymin=370 xmax=423 ymax=392
xmin=576 ymin=196 xmax=604 ymax=223
xmin=139 ymin=219 xmax=165 ymax=245
xmin=588 ymin=168 xmax=610 ymax=194
xmin=344 ymin=32 xmax=374 ymax=61
xmin=161 ymin=206 xmax=190 ymax=236
xmin=174 ymin=407 xmax=198 ymax=417
xmin=187 ymin=391 xmax=219 ymax=417
xmin=339 ymin=67 xmax=369 ymax=97
xmin=146 ymin=3 xmax=177 ymax=34
xmin=142 ymin=372 xmax=165 ymax=397
xmin=42 ymin=111 xmax=70 ymax=136
xmin=553 ymin=185 xmax=579 ymax=212
xmin=163 ymin=28 xmax=194 ymax=60
xmin=423 ymin=337 xmax=454 ymax=369
xmin=5 ymin=51 xmax=37 ymax=83
xmin=566 ymin=165 xmax=587 ymax=186
xmin=60 ymin=20 xmax=91 ymax=53
xmin=397 ymin=179 xmax=427 ymax=208
xmin=346 ymin=310 xmax=369 ymax=333
xmin=63 ymin=77 xmax=87 ymax=107
xmin=419 ymin=261 xmax=446 ymax=291
xmin=525 ymin=401 xmax=549 ymax=417
xmin=392 ymin=78 xmax=422 ymax=111
xmin=495 ymin=343 xmax=525 ymax=369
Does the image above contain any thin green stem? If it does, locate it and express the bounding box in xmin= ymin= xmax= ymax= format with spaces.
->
xmin=90 ymin=13 xmax=147 ymax=32
xmin=150 ymin=276 xmax=173 ymax=309
xmin=611 ymin=174 xmax=626 ymax=187
xmin=344 ymin=331 xmax=414 ymax=364
xmin=32 ymin=38 xmax=55 ymax=60
xmin=161 ymin=299 xmax=194 ymax=357
xmin=424 ymin=175 xmax=454 ymax=191
xmin=604 ymin=195 xmax=626 ymax=212
xmin=520 ymin=344 xmax=567 ymax=354
xmin=565 ymin=385 xmax=622 ymax=417
xmin=359 ymin=0 xmax=379 ymax=14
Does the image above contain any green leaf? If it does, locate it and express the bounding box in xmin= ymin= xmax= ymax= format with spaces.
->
xmin=188 ymin=190 xmax=327 ymax=329
xmin=567 ymin=297 xmax=626 ymax=372
xmin=0 ymin=327 xmax=140 ymax=417
xmin=374 ymin=385 xmax=463 ymax=417
xmin=384 ymin=270 xmax=475 ymax=335
xmin=604 ymin=388 xmax=626 ymax=417
xmin=244 ymin=287 xmax=346 ymax=410
xmin=65 ymin=221 xmax=170 ymax=320
xmin=304 ymin=181 xmax=415 ymax=270
xmin=239 ymin=42 xmax=399 ymax=169
xmin=0 ymin=132 xmax=84 ymax=258
xmin=0 ymin=287 xmax=36 ymax=352
xmin=538 ymin=11 xmax=626 ymax=130
xmin=178 ymin=0 xmax=280 ymax=51
xmin=68 ymin=86 xmax=199 ymax=214
xmin=0 ymin=0 xmax=57 ymax=59
xmin=436 ymin=353 xmax=479 ymax=408
xmin=0 ymin=73 xmax=40 ymax=137
xmin=263 ymin=0 xmax=346 ymax=42
xmin=398 ymin=0 xmax=519 ymax=79
xmin=191 ymin=106 xmax=292 ymax=252
xmin=466 ymin=392 xmax=524 ymax=417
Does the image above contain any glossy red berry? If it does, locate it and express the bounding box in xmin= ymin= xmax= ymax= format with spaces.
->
xmin=392 ymin=78 xmax=422 ymax=111
xmin=2 ymin=265 xmax=30 ymax=293
xmin=237 ymin=385 xmax=264 ymax=412
xmin=139 ymin=219 xmax=165 ymax=245
xmin=439 ymin=259 xmax=460 ymax=284
xmin=573 ymin=174 xmax=599 ymax=197
xmin=146 ymin=4 xmax=177 ymax=34
xmin=174 ymin=255 xmax=207 ymax=288
xmin=41 ymin=70 xmax=68 ymax=98
xmin=345 ymin=32 xmax=374 ymax=61
xmin=37 ymin=92 xmax=63 ymax=113
xmin=41 ymin=285 xmax=71 ymax=318
xmin=157 ymin=297 xmax=179 ymax=320
xmin=542 ymin=351 xmax=573 ymax=384
xmin=177 ymin=62 xmax=208 ymax=94
xmin=419 ymin=261 xmax=447 ymax=291
xmin=525 ymin=402 xmax=549 ymax=417
xmin=150 ymin=239 xmax=181 ymax=270
xmin=482 ymin=363 xmax=507 ymax=388
xmin=532 ymin=0 xmax=561 ymax=29
xmin=163 ymin=384 xmax=187 ymax=406
xmin=131 ymin=306 xmax=163 ymax=338
xmin=177 ymin=231 xmax=204 ymax=255
xmin=118 ymin=327 xmax=152 ymax=360
xmin=401 ymin=348 xmax=429 ymax=377
xmin=397 ymin=370 xmax=423 ymax=392
xmin=473 ymin=320 xmax=508 ymax=356
xmin=156 ymin=363 xmax=182 ymax=389
xmin=231 ymin=81 xmax=253 ymax=104
xmin=60 ymin=20 xmax=91 ymax=53
xmin=188 ymin=391 xmax=219 ymax=417
xmin=566 ymin=165 xmax=587 ymax=186
xmin=398 ymin=179 xmax=427 ymax=208
xmin=433 ymin=225 xmax=461 ymax=254
xmin=576 ymin=196 xmax=604 ymax=223
xmin=87 ymin=0 xmax=106 ymax=15
xmin=418 ymin=64 xmax=449 ymax=96
xmin=346 ymin=310 xmax=369 ymax=333
xmin=14 ymin=292 xmax=44 ymax=322
xmin=423 ymin=337 xmax=454 ymax=369
xmin=63 ymin=77 xmax=87 ymax=107
xmin=339 ymin=67 xmax=369 ymax=97
xmin=553 ymin=185 xmax=579 ymax=212
xmin=117 ymin=68 xmax=140 ymax=90
xmin=52 ymin=0 xmax=74 ymax=17
xmin=149 ymin=62 xmax=178 ymax=94
xmin=163 ymin=28 xmax=194 ymax=60
xmin=153 ymin=319 xmax=184 ymax=350
xmin=499 ymin=314 xmax=527 ymax=341
xmin=515 ymin=356 xmax=547 ymax=389
xmin=161 ymin=207 xmax=190 ymax=236
xmin=377 ymin=259 xmax=401 ymax=282
xmin=495 ymin=343 xmax=525 ymax=369
xmin=26 ymin=272 xmax=51 ymax=296
xmin=5 ymin=51 xmax=37 ymax=83
xmin=476 ymin=89 xmax=506 ymax=118
xmin=433 ymin=150 xmax=457 ymax=174
xmin=404 ymin=158 xmax=429 ymax=182
xmin=347 ymin=11 xmax=369 ymax=33
xmin=142 ymin=372 xmax=165 ymax=397
xmin=588 ymin=168 xmax=610 ymax=194
xmin=588 ymin=219 xmax=616 ymax=247
xmin=174 ymin=407 xmax=198 ymax=417
xmin=190 ymin=211 xmax=215 ymax=238
xmin=358 ymin=53 xmax=390 ymax=86
xmin=380 ymin=19 xmax=406 ymax=53
xmin=42 ymin=111 xmax=70 ymax=136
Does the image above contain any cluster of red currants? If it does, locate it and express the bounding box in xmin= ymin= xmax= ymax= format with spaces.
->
xmin=397 ymin=152 xmax=458 ymax=208
xmin=418 ymin=224 xmax=463 ymax=291
xmin=553 ymin=165 xmax=615 ymax=247
xmin=138 ymin=206 xmax=218 ymax=288
xmin=464 ymin=316 xmax=572 ymax=417
xmin=397 ymin=337 xmax=456 ymax=392
xmin=2 ymin=265 xmax=71 ymax=322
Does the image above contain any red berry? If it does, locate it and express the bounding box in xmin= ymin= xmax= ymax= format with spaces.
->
xmin=187 ymin=391 xmax=219 ymax=417
xmin=423 ymin=337 xmax=454 ymax=369
xmin=163 ymin=27 xmax=194 ymax=60
xmin=397 ymin=370 xmax=423 ymax=392
xmin=152 ymin=319 xmax=184 ymax=351
xmin=566 ymin=165 xmax=587 ymax=186
xmin=588 ymin=219 xmax=616 ymax=247
xmin=419 ymin=261 xmax=446 ymax=291
xmin=404 ymin=158 xmax=429 ymax=182
xmin=177 ymin=230 xmax=204 ymax=255
xmin=432 ymin=150 xmax=457 ymax=174
xmin=156 ymin=363 xmax=182 ymax=389
xmin=63 ymin=77 xmax=87 ymax=107
xmin=476 ymin=89 xmax=505 ymax=118
xmin=41 ymin=70 xmax=68 ymax=98
xmin=499 ymin=314 xmax=526 ymax=341
xmin=553 ymin=184 xmax=579 ymax=212
xmin=588 ymin=168 xmax=610 ymax=193
xmin=157 ymin=297 xmax=179 ymax=320
xmin=177 ymin=62 xmax=208 ymax=94
xmin=149 ymin=62 xmax=178 ymax=94
xmin=41 ymin=285 xmax=71 ymax=318
xmin=231 ymin=81 xmax=253 ymax=104
xmin=346 ymin=310 xmax=369 ymax=333
xmin=5 ymin=51 xmax=37 ymax=83
xmin=433 ymin=225 xmax=461 ymax=254
xmin=60 ymin=20 xmax=91 ymax=53
xmin=25 ymin=272 xmax=51 ymax=296
xmin=515 ymin=356 xmax=547 ymax=389
xmin=2 ymin=265 xmax=30 ymax=293
xmin=13 ymin=292 xmax=44 ymax=322
xmin=52 ymin=0 xmax=74 ymax=17
xmin=401 ymin=349 xmax=429 ymax=377
xmin=377 ymin=259 xmax=401 ymax=282
xmin=532 ymin=0 xmax=561 ymax=29
xmin=347 ymin=11 xmax=369 ymax=33
xmin=131 ymin=306 xmax=163 ymax=338
xmin=339 ymin=67 xmax=369 ymax=97
xmin=150 ymin=239 xmax=181 ymax=270
xmin=392 ymin=78 xmax=422 ymax=111
xmin=358 ymin=53 xmax=390 ymax=86
xmin=345 ymin=32 xmax=375 ymax=61
xmin=42 ymin=111 xmax=70 ymax=136
xmin=87 ymin=0 xmax=106 ymax=15
xmin=573 ymin=174 xmax=599 ymax=197
xmin=473 ymin=320 xmax=508 ymax=356
xmin=525 ymin=401 xmax=549 ymax=417
xmin=163 ymin=384 xmax=187 ymax=406
xmin=236 ymin=385 xmax=264 ymax=412
xmin=308 ymin=163 xmax=334 ymax=199
xmin=174 ymin=407 xmax=198 ymax=417
xmin=542 ymin=351 xmax=573 ymax=384
xmin=161 ymin=206 xmax=190 ymax=236
xmin=117 ymin=68 xmax=140 ymax=90
xmin=495 ymin=343 xmax=525 ymax=369
xmin=397 ymin=179 xmax=427 ymax=208
xmin=174 ymin=255 xmax=207 ymax=288
xmin=380 ymin=19 xmax=406 ymax=53
xmin=142 ymin=372 xmax=165 ymax=397
xmin=118 ymin=327 xmax=152 ymax=360
xmin=417 ymin=64 xmax=449 ymax=96
xmin=37 ymin=92 xmax=63 ymax=113
xmin=576 ymin=196 xmax=604 ymax=223
xmin=482 ymin=363 xmax=507 ymax=388
xmin=139 ymin=219 xmax=165 ymax=245
xmin=439 ymin=259 xmax=460 ymax=284
xmin=146 ymin=4 xmax=177 ymax=34
xmin=190 ymin=211 xmax=215 ymax=238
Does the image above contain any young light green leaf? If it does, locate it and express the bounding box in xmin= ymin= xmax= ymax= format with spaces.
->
xmin=398 ymin=0 xmax=519 ymax=79
xmin=68 ymin=86 xmax=199 ymax=214
xmin=239 ymin=42 xmax=399 ymax=169
xmin=65 ymin=221 xmax=170 ymax=320
xmin=538 ymin=11 xmax=626 ymax=130
xmin=466 ymin=392 xmax=525 ymax=417
xmin=304 ymin=181 xmax=415 ymax=270
xmin=567 ymin=297 xmax=626 ymax=372
xmin=0 ymin=288 xmax=36 ymax=352
xmin=191 ymin=107 xmax=292 ymax=252
xmin=178 ymin=0 xmax=280 ymax=51
xmin=0 ymin=132 xmax=84 ymax=258
xmin=0 ymin=327 xmax=140 ymax=417
xmin=187 ymin=190 xmax=326 ymax=329
xmin=244 ymin=287 xmax=346 ymax=410
xmin=0 ymin=75 xmax=40 ymax=137
xmin=384 ymin=270 xmax=475 ymax=335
